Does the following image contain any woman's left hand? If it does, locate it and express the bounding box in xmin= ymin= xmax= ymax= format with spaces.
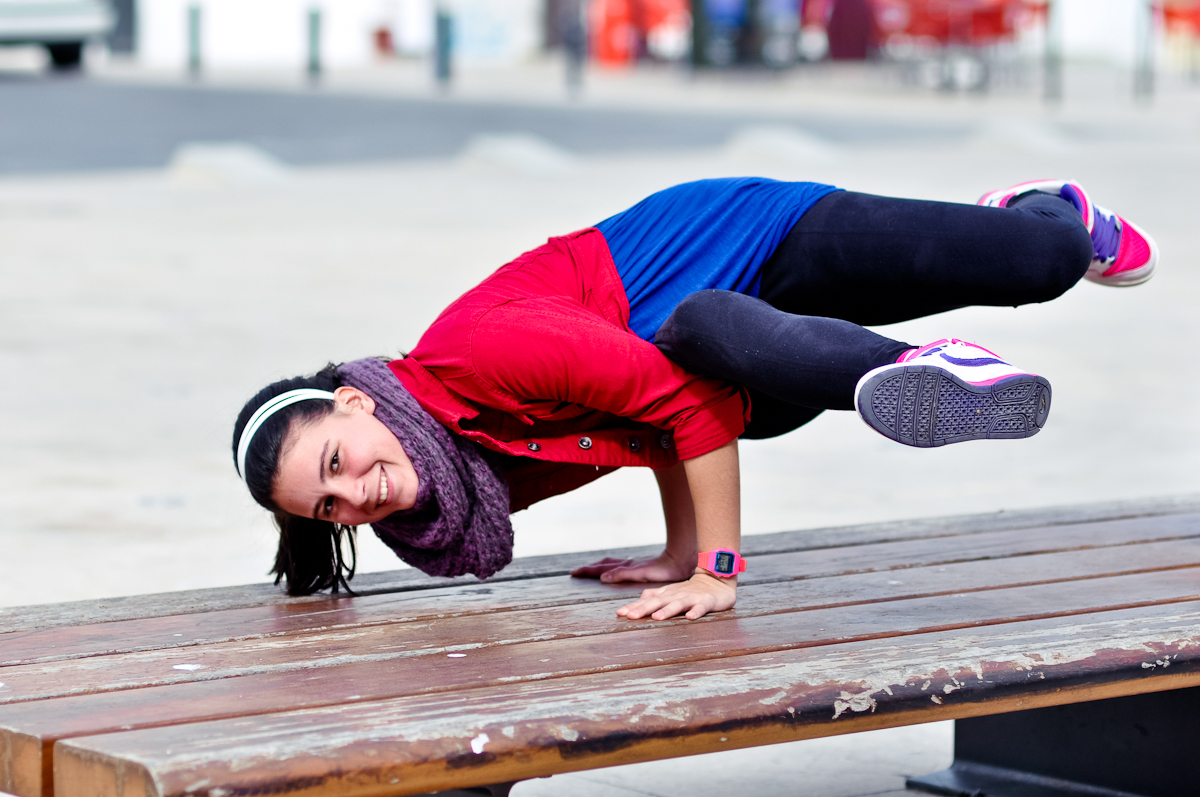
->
xmin=570 ymin=549 xmax=695 ymax=583
xmin=616 ymin=571 xmax=736 ymax=621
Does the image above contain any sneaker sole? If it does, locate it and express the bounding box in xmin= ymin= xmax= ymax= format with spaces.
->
xmin=856 ymin=365 xmax=1052 ymax=448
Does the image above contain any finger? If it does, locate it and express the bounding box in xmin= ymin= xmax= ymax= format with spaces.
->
xmin=601 ymin=567 xmax=638 ymax=583
xmin=619 ymin=594 xmax=670 ymax=620
xmin=602 ymin=565 xmax=675 ymax=584
xmin=650 ymin=600 xmax=690 ymax=621
xmin=601 ymin=566 xmax=652 ymax=583
xmin=619 ymin=600 xmax=653 ymax=620
xmin=618 ymin=601 xmax=645 ymax=619
xmin=572 ymin=558 xmax=631 ymax=578
xmin=574 ymin=557 xmax=626 ymax=571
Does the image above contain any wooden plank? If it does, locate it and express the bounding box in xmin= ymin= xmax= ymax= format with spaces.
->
xmin=51 ymin=603 xmax=1200 ymax=797
xmin=1 ymin=553 xmax=1196 ymax=709
xmin=4 ymin=565 xmax=1198 ymax=797
xmin=4 ymin=513 xmax=1196 ymax=667
xmin=4 ymin=495 xmax=1197 ymax=634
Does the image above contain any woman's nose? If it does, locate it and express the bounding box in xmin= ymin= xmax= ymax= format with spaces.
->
xmin=334 ymin=478 xmax=369 ymax=509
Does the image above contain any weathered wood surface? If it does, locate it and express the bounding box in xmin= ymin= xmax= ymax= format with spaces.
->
xmin=0 ymin=540 xmax=1194 ymax=797
xmin=6 ymin=544 xmax=1200 ymax=795
xmin=1 ymin=499 xmax=1197 ymax=797
xmin=53 ymin=605 xmax=1200 ymax=797
xmin=0 ymin=541 xmax=1193 ymax=722
xmin=4 ymin=493 xmax=1196 ymax=634
xmin=1 ymin=539 xmax=1196 ymax=706
xmin=2 ymin=513 xmax=1194 ymax=668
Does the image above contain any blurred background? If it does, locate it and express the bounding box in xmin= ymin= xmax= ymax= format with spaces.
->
xmin=1 ymin=2 xmax=1197 ymax=793
xmin=6 ymin=0 xmax=1199 ymax=91
xmin=0 ymin=0 xmax=1197 ymax=605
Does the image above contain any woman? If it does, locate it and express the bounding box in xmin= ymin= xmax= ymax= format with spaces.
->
xmin=233 ymin=177 xmax=1157 ymax=621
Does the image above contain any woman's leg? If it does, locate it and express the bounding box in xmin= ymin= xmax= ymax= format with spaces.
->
xmin=655 ymin=290 xmax=912 ymax=438
xmin=758 ymin=190 xmax=1095 ymax=326
xmin=738 ymin=390 xmax=825 ymax=440
xmin=657 ymin=290 xmax=1052 ymax=446
xmin=656 ymin=189 xmax=1095 ymax=441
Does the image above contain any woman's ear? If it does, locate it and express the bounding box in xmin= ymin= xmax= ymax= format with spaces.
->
xmin=332 ymin=386 xmax=377 ymax=415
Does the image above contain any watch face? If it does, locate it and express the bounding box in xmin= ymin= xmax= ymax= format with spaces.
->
xmin=714 ymin=551 xmax=735 ymax=574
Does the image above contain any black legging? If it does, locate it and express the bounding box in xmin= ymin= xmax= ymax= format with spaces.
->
xmin=654 ymin=190 xmax=1094 ymax=440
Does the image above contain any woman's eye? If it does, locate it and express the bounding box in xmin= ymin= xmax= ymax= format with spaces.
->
xmin=323 ymin=496 xmax=334 ymax=516
xmin=330 ymin=452 xmax=339 ymax=473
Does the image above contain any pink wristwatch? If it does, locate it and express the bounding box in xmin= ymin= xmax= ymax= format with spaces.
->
xmin=697 ymin=549 xmax=746 ymax=577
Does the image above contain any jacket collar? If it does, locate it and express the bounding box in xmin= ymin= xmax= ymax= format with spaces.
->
xmin=387 ymin=358 xmax=480 ymax=428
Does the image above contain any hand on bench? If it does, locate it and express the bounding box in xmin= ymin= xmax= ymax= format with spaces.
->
xmin=616 ymin=570 xmax=737 ymax=621
xmin=569 ymin=550 xmax=694 ymax=584
xmin=571 ymin=442 xmax=743 ymax=621
xmin=570 ymin=551 xmax=738 ymax=621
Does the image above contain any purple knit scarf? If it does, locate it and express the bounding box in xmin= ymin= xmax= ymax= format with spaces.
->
xmin=336 ymin=357 xmax=513 ymax=579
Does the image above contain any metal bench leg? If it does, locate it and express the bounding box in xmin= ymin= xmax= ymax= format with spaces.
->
xmin=907 ymin=685 xmax=1200 ymax=797
xmin=414 ymin=783 xmax=517 ymax=797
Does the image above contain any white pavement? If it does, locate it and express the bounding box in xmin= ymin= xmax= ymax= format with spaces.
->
xmin=1 ymin=60 xmax=1197 ymax=796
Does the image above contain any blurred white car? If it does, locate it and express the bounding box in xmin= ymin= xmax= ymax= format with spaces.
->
xmin=0 ymin=0 xmax=115 ymax=69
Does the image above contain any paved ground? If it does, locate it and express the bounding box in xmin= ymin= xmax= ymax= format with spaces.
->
xmin=0 ymin=72 xmax=967 ymax=174
xmin=2 ymin=53 xmax=1174 ymax=177
xmin=1 ymin=55 xmax=1197 ymax=797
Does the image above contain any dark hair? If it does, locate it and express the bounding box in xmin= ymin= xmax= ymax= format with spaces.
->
xmin=232 ymin=363 xmax=357 ymax=596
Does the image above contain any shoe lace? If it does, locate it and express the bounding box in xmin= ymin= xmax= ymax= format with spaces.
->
xmin=1091 ymin=209 xmax=1122 ymax=264
xmin=903 ymin=343 xmax=945 ymax=362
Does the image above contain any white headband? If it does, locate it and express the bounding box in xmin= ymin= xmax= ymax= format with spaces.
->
xmin=236 ymin=388 xmax=336 ymax=483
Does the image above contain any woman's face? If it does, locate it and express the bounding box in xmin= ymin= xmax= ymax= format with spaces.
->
xmin=273 ymin=387 xmax=419 ymax=526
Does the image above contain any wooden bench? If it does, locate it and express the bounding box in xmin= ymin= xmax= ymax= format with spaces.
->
xmin=2 ymin=495 xmax=1199 ymax=797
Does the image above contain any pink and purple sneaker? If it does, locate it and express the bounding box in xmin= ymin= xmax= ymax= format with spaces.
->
xmin=854 ymin=339 xmax=1051 ymax=448
xmin=978 ymin=179 xmax=1158 ymax=287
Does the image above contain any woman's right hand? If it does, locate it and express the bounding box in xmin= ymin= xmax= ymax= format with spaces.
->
xmin=570 ymin=549 xmax=696 ymax=584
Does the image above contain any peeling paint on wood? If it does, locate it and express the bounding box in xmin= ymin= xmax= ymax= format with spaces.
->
xmin=51 ymin=604 xmax=1200 ymax=797
xmin=5 ymin=502 xmax=1200 ymax=797
xmin=2 ymin=550 xmax=1197 ymax=709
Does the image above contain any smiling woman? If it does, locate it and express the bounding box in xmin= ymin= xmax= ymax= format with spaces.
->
xmin=233 ymin=357 xmax=514 ymax=596
xmin=233 ymin=176 xmax=1157 ymax=621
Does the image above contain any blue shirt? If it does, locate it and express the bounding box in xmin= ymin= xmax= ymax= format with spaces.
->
xmin=594 ymin=178 xmax=841 ymax=341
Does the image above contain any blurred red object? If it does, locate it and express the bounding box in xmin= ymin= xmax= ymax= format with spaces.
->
xmin=1163 ymin=0 xmax=1200 ymax=35
xmin=373 ymin=26 xmax=395 ymax=57
xmin=805 ymin=0 xmax=1042 ymax=49
xmin=590 ymin=0 xmax=691 ymax=66
xmin=829 ymin=0 xmax=876 ymax=58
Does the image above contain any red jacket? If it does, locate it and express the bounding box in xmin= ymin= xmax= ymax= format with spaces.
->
xmin=389 ymin=228 xmax=749 ymax=511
